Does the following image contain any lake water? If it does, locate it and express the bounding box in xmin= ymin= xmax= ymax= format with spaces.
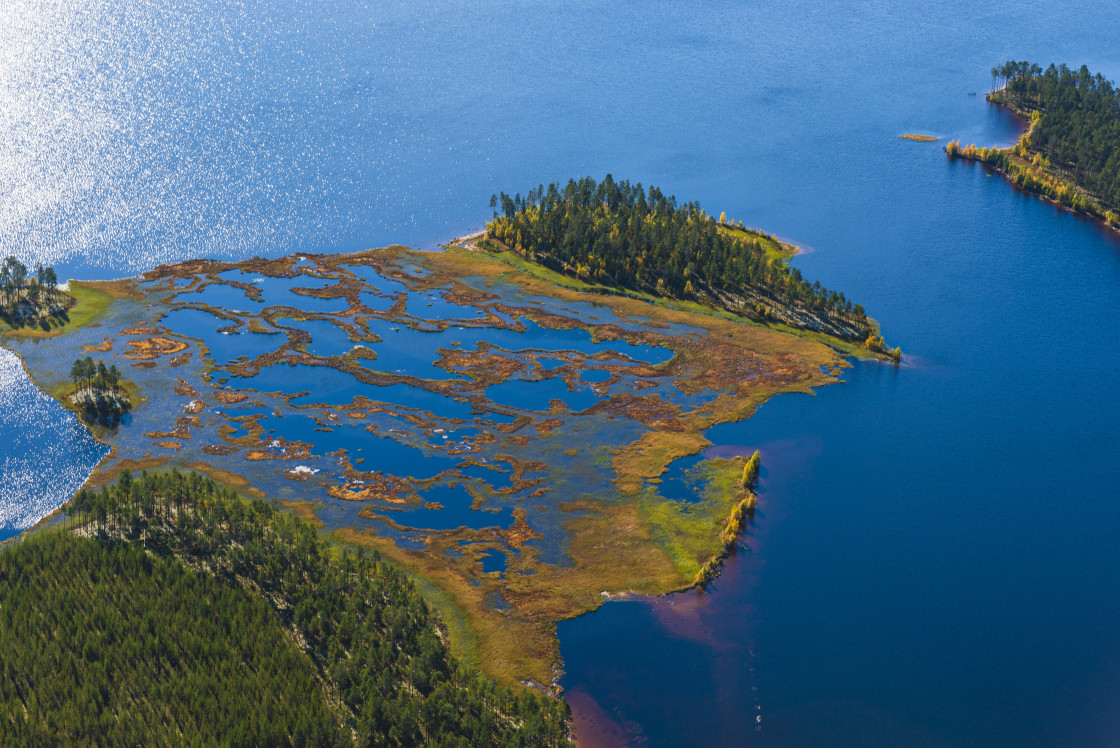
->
xmin=1 ymin=0 xmax=1119 ymax=744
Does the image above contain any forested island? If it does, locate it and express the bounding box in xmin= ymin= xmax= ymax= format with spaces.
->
xmin=1 ymin=469 xmax=571 ymax=746
xmin=948 ymin=61 xmax=1120 ymax=231
xmin=484 ymin=177 xmax=899 ymax=358
xmin=67 ymin=356 xmax=132 ymax=425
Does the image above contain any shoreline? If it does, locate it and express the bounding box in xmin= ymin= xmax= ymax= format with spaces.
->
xmin=0 ymin=236 xmax=880 ymax=691
xmin=0 ymin=329 xmax=118 ymax=547
xmin=947 ymin=91 xmax=1120 ymax=235
xmin=458 ymin=230 xmax=898 ymax=362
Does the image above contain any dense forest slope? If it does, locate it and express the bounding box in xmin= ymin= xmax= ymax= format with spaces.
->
xmin=0 ymin=471 xmax=570 ymax=747
xmin=948 ymin=61 xmax=1120 ymax=230
xmin=483 ymin=177 xmax=896 ymax=354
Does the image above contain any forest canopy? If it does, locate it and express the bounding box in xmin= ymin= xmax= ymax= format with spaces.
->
xmin=961 ymin=61 xmax=1120 ymax=221
xmin=484 ymin=176 xmax=878 ymax=343
xmin=0 ymin=471 xmax=571 ymax=747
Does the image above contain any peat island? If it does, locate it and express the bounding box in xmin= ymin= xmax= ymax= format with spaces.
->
xmin=2 ymin=178 xmax=896 ymax=697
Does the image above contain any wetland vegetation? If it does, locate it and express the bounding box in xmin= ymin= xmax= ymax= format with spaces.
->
xmin=949 ymin=61 xmax=1120 ymax=230
xmin=1 ymin=216 xmax=884 ymax=697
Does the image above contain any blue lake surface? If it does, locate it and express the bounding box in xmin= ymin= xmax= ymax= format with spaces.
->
xmin=183 ymin=273 xmax=353 ymax=314
xmin=344 ymin=265 xmax=410 ymax=295
xmin=264 ymin=412 xmax=458 ymax=480
xmin=278 ymin=317 xmax=356 ymax=358
xmin=0 ymin=350 xmax=109 ymax=541
xmin=1 ymin=0 xmax=1119 ymax=745
xmin=408 ymin=484 xmax=513 ymax=531
xmin=357 ymin=315 xmax=671 ymax=380
xmin=486 ymin=377 xmax=601 ymax=414
xmin=406 ymin=290 xmax=489 ymax=321
xmin=162 ymin=307 xmax=285 ymax=363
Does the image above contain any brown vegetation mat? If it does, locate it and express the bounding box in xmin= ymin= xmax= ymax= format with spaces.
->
xmin=201 ymin=444 xmax=240 ymax=456
xmin=143 ymin=422 xmax=192 ymax=440
xmin=82 ymin=338 xmax=115 ymax=352
xmin=174 ymin=382 xmax=201 ymax=400
xmin=183 ymin=400 xmax=206 ymax=414
xmin=125 ymin=336 xmax=189 ymax=360
xmin=86 ymin=456 xmax=170 ymax=487
xmin=214 ymin=391 xmax=251 ymax=404
xmin=329 ymin=473 xmax=413 ymax=503
xmin=183 ymin=462 xmax=266 ymax=499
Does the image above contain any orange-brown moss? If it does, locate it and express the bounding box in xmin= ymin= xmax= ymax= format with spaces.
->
xmin=82 ymin=338 xmax=115 ymax=352
xmin=125 ymin=336 xmax=189 ymax=360
xmin=329 ymin=473 xmax=413 ymax=503
xmin=183 ymin=462 xmax=265 ymax=499
xmin=201 ymin=444 xmax=240 ymax=456
xmin=214 ymin=391 xmax=251 ymax=404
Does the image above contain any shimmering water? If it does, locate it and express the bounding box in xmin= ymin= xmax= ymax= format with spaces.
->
xmin=2 ymin=0 xmax=1120 ymax=745
xmin=0 ymin=350 xmax=108 ymax=540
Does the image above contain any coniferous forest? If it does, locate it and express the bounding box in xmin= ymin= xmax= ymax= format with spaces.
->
xmin=484 ymin=177 xmax=881 ymax=344
xmin=949 ymin=61 xmax=1120 ymax=227
xmin=0 ymin=470 xmax=571 ymax=747
xmin=0 ymin=256 xmax=69 ymax=330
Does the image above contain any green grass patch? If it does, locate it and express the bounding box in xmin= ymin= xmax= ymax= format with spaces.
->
xmin=716 ymin=224 xmax=797 ymax=263
xmin=0 ymin=284 xmax=114 ymax=339
xmin=637 ymin=457 xmax=747 ymax=579
xmin=401 ymin=564 xmax=480 ymax=669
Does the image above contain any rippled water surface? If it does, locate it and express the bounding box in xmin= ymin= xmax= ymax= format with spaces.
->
xmin=2 ymin=0 xmax=1120 ymax=745
xmin=0 ymin=350 xmax=108 ymax=540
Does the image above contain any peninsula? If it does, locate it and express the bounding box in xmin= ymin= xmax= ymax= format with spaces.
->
xmin=948 ymin=61 xmax=1120 ymax=232
xmin=1 ymin=181 xmax=896 ymax=712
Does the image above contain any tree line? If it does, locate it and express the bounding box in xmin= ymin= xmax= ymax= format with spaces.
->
xmin=70 ymin=357 xmax=123 ymax=396
xmin=960 ymin=61 xmax=1120 ymax=224
xmin=1 ymin=256 xmax=60 ymax=310
xmin=0 ymin=469 xmax=572 ymax=747
xmin=484 ymin=176 xmax=872 ymax=336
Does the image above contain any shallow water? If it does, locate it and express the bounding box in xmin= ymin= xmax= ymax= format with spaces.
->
xmin=162 ymin=307 xmax=284 ymax=363
xmin=485 ymin=376 xmax=601 ymax=413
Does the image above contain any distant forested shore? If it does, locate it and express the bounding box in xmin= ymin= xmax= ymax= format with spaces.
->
xmin=948 ymin=61 xmax=1120 ymax=231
